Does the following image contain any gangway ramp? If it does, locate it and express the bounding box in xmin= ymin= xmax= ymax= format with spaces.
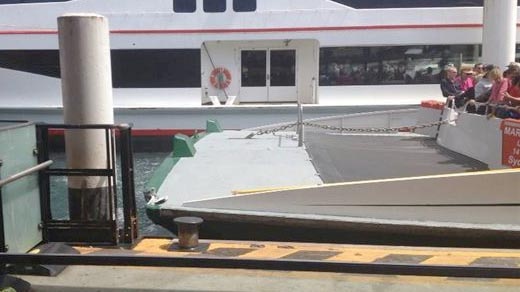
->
xmin=148 ymin=127 xmax=517 ymax=247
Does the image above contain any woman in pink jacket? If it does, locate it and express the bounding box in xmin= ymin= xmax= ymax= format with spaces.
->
xmin=487 ymin=68 xmax=511 ymax=118
xmin=487 ymin=68 xmax=510 ymax=104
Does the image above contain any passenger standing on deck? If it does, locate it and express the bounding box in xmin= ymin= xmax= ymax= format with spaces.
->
xmin=466 ymin=64 xmax=495 ymax=114
xmin=473 ymin=65 xmax=494 ymax=100
xmin=453 ymin=66 xmax=477 ymax=107
xmin=503 ymin=67 xmax=520 ymax=118
xmin=505 ymin=73 xmax=520 ymax=105
xmin=506 ymin=62 xmax=520 ymax=72
xmin=504 ymin=63 xmax=520 ymax=79
xmin=440 ymin=66 xmax=463 ymax=101
xmin=473 ymin=63 xmax=485 ymax=82
xmin=455 ymin=65 xmax=475 ymax=92
xmin=487 ymin=67 xmax=510 ymax=118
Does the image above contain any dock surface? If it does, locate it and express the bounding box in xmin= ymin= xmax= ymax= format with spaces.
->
xmin=17 ymin=238 xmax=520 ymax=291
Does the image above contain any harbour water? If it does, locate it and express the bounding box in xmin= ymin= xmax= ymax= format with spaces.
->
xmin=48 ymin=151 xmax=171 ymax=236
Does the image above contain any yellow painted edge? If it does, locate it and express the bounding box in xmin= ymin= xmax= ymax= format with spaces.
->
xmin=71 ymin=239 xmax=520 ymax=268
xmin=229 ymin=168 xmax=520 ymax=195
xmin=232 ymin=185 xmax=313 ymax=195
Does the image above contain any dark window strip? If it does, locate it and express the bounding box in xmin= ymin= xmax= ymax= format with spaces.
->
xmin=319 ymin=45 xmax=484 ymax=86
xmin=111 ymin=49 xmax=201 ymax=88
xmin=233 ymin=0 xmax=256 ymax=12
xmin=173 ymin=0 xmax=196 ymax=13
xmin=0 ymin=49 xmax=202 ymax=88
xmin=203 ymin=0 xmax=226 ymax=13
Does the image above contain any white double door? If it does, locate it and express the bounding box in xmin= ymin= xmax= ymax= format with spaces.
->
xmin=239 ymin=49 xmax=297 ymax=103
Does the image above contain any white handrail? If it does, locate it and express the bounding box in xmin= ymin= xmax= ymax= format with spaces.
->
xmin=0 ymin=160 xmax=53 ymax=188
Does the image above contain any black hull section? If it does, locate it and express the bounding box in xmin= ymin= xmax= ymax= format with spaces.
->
xmin=155 ymin=209 xmax=520 ymax=249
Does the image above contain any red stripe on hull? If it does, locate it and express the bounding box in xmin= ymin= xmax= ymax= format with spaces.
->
xmin=0 ymin=23 xmax=487 ymax=35
xmin=48 ymin=129 xmax=201 ymax=137
xmin=131 ymin=129 xmax=200 ymax=137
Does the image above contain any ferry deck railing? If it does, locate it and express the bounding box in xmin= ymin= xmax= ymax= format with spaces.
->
xmin=36 ymin=123 xmax=137 ymax=246
xmin=450 ymin=97 xmax=520 ymax=116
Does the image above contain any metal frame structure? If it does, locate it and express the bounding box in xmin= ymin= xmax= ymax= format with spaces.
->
xmin=0 ymin=159 xmax=4 ymax=276
xmin=0 ymin=120 xmax=36 ymax=276
xmin=0 ymin=253 xmax=518 ymax=279
xmin=36 ymin=123 xmax=137 ymax=245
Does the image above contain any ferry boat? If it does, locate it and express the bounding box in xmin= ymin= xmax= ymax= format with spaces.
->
xmin=0 ymin=0 xmax=516 ymax=131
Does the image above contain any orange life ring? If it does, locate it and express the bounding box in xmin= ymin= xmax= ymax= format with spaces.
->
xmin=210 ymin=67 xmax=232 ymax=89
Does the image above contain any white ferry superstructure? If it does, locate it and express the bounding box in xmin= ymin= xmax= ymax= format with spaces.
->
xmin=0 ymin=0 xmax=518 ymax=131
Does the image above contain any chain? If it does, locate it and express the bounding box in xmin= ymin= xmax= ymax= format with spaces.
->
xmin=249 ymin=120 xmax=449 ymax=137
xmin=304 ymin=119 xmax=450 ymax=133
xmin=252 ymin=122 xmax=299 ymax=136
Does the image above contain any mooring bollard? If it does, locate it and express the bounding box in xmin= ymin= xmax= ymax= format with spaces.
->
xmin=174 ymin=217 xmax=204 ymax=250
xmin=58 ymin=13 xmax=114 ymax=221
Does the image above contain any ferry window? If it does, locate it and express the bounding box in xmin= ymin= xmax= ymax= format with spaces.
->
xmin=173 ymin=0 xmax=196 ymax=13
xmin=0 ymin=50 xmax=60 ymax=78
xmin=0 ymin=49 xmax=201 ymax=88
xmin=319 ymin=45 xmax=481 ymax=86
xmin=233 ymin=0 xmax=256 ymax=12
xmin=241 ymin=50 xmax=266 ymax=87
xmin=203 ymin=0 xmax=226 ymax=12
xmin=111 ymin=49 xmax=201 ymax=88
xmin=270 ymin=50 xmax=295 ymax=86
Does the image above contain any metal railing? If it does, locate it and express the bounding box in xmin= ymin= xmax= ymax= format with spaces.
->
xmin=446 ymin=96 xmax=520 ymax=117
xmin=36 ymin=123 xmax=137 ymax=245
xmin=0 ymin=252 xmax=518 ymax=279
xmin=0 ymin=160 xmax=53 ymax=188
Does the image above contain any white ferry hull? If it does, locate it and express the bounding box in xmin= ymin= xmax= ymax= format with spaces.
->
xmin=1 ymin=0 xmax=516 ymax=114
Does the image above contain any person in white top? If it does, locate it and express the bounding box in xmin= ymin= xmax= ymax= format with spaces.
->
xmin=473 ymin=64 xmax=495 ymax=102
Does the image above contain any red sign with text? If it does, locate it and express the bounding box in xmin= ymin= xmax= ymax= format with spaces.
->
xmin=501 ymin=119 xmax=520 ymax=168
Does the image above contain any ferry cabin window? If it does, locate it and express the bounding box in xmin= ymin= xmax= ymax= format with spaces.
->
xmin=0 ymin=50 xmax=60 ymax=78
xmin=173 ymin=0 xmax=196 ymax=13
xmin=111 ymin=49 xmax=201 ymax=88
xmin=0 ymin=49 xmax=201 ymax=88
xmin=233 ymin=0 xmax=256 ymax=12
xmin=203 ymin=0 xmax=226 ymax=12
xmin=319 ymin=45 xmax=480 ymax=86
xmin=241 ymin=50 xmax=266 ymax=87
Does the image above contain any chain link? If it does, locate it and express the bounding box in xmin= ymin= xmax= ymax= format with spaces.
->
xmin=304 ymin=120 xmax=449 ymax=133
xmin=252 ymin=122 xmax=299 ymax=136
xmin=249 ymin=120 xmax=449 ymax=137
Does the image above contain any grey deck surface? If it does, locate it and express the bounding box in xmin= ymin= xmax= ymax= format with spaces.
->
xmin=157 ymin=130 xmax=322 ymax=208
xmin=157 ymin=130 xmax=519 ymax=229
xmin=304 ymin=131 xmax=489 ymax=183
xmin=178 ymin=132 xmax=519 ymax=228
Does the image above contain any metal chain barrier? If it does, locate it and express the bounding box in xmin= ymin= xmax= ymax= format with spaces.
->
xmin=252 ymin=122 xmax=299 ymax=136
xmin=303 ymin=119 xmax=450 ymax=133
xmin=249 ymin=120 xmax=450 ymax=137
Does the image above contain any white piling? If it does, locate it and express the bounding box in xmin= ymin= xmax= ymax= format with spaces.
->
xmin=58 ymin=14 xmax=114 ymax=221
xmin=482 ymin=0 xmax=517 ymax=66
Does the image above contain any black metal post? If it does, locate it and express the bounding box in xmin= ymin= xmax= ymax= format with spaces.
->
xmin=36 ymin=125 xmax=51 ymax=242
xmin=110 ymin=128 xmax=118 ymax=244
xmin=0 ymin=159 xmax=6 ymax=276
xmin=119 ymin=124 xmax=137 ymax=244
